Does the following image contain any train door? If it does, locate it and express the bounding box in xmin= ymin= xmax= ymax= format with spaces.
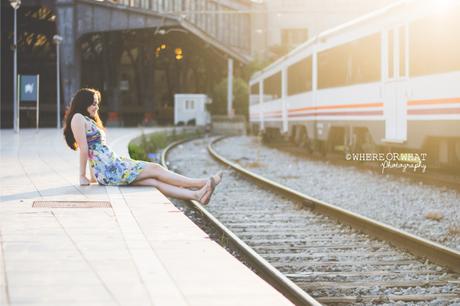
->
xmin=383 ymin=25 xmax=408 ymax=143
xmin=260 ymin=81 xmax=265 ymax=130
xmin=281 ymin=69 xmax=288 ymax=133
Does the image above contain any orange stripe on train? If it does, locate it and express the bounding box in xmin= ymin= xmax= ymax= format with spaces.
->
xmin=407 ymin=97 xmax=460 ymax=106
xmin=288 ymin=102 xmax=383 ymax=113
xmin=261 ymin=102 xmax=384 ymax=116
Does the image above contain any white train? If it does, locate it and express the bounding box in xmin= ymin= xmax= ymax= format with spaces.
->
xmin=249 ymin=0 xmax=460 ymax=169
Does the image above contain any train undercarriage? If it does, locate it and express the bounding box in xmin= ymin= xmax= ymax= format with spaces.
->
xmin=252 ymin=122 xmax=460 ymax=172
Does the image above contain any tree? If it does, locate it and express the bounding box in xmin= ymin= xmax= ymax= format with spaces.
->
xmin=209 ymin=77 xmax=249 ymax=118
xmin=240 ymin=57 xmax=271 ymax=81
xmin=268 ymin=44 xmax=291 ymax=61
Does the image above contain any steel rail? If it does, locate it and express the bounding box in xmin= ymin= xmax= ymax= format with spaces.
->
xmin=161 ymin=137 xmax=321 ymax=306
xmin=208 ymin=136 xmax=460 ymax=274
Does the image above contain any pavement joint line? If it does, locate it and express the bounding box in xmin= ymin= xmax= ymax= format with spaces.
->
xmin=37 ymin=151 xmax=88 ymax=199
xmin=47 ymin=134 xmax=92 ymax=197
xmin=0 ymin=230 xmax=11 ymax=306
xmin=50 ymin=210 xmax=121 ymax=306
xmin=17 ymin=131 xmax=67 ymax=198
xmin=16 ymin=143 xmax=43 ymax=200
xmin=101 ymin=186 xmax=154 ymax=306
xmin=108 ymin=186 xmax=189 ymax=306
xmin=2 ymin=129 xmax=295 ymax=305
xmin=34 ymin=130 xmax=101 ymax=201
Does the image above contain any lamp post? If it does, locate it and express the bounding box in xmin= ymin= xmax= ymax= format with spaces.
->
xmin=53 ymin=34 xmax=63 ymax=129
xmin=10 ymin=0 xmax=21 ymax=132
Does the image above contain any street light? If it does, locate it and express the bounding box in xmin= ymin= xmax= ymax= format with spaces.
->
xmin=10 ymin=0 xmax=21 ymax=132
xmin=53 ymin=34 xmax=63 ymax=129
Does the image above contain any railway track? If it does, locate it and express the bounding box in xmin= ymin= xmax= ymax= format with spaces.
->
xmin=162 ymin=136 xmax=460 ymax=305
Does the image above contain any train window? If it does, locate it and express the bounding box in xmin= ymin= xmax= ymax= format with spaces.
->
xmin=250 ymin=83 xmax=260 ymax=105
xmin=318 ymin=33 xmax=381 ymax=89
xmin=409 ymin=8 xmax=460 ymax=77
xmin=263 ymin=72 xmax=281 ymax=102
xmin=251 ymin=83 xmax=259 ymax=95
xmin=287 ymin=56 xmax=312 ymax=96
xmin=388 ymin=30 xmax=394 ymax=79
xmin=399 ymin=27 xmax=406 ymax=77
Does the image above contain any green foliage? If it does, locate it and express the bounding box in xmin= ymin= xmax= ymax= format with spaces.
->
xmin=148 ymin=132 xmax=168 ymax=152
xmin=268 ymin=44 xmax=291 ymax=61
xmin=208 ymin=57 xmax=271 ymax=118
xmin=209 ymin=77 xmax=249 ymax=118
xmin=128 ymin=129 xmax=203 ymax=162
xmin=128 ymin=142 xmax=147 ymax=161
xmin=241 ymin=57 xmax=272 ymax=81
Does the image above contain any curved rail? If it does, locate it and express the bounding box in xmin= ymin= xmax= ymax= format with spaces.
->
xmin=208 ymin=136 xmax=460 ymax=273
xmin=161 ymin=137 xmax=321 ymax=306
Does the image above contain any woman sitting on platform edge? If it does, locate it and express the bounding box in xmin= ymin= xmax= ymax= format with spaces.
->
xmin=63 ymin=88 xmax=222 ymax=205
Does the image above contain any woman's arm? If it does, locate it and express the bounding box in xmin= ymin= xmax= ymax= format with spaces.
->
xmin=71 ymin=114 xmax=90 ymax=186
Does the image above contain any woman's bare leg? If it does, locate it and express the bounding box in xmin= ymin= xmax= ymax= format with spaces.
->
xmin=133 ymin=162 xmax=207 ymax=188
xmin=132 ymin=177 xmax=211 ymax=202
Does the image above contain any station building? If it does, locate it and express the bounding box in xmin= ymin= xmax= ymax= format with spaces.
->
xmin=1 ymin=0 xmax=257 ymax=127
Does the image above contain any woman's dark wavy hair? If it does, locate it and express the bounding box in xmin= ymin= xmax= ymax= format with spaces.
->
xmin=63 ymin=88 xmax=104 ymax=150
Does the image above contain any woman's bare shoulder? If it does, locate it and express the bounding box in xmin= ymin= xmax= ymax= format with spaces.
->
xmin=71 ymin=113 xmax=86 ymax=127
xmin=71 ymin=113 xmax=85 ymax=122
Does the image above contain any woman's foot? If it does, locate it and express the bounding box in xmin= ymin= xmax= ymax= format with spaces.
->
xmin=201 ymin=171 xmax=223 ymax=205
xmin=195 ymin=171 xmax=223 ymax=205
xmin=195 ymin=180 xmax=212 ymax=205
xmin=210 ymin=171 xmax=223 ymax=187
xmin=199 ymin=171 xmax=222 ymax=189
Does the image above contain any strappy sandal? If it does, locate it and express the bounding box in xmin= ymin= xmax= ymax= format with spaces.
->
xmin=199 ymin=171 xmax=223 ymax=205
xmin=215 ymin=171 xmax=223 ymax=185
xmin=199 ymin=178 xmax=215 ymax=205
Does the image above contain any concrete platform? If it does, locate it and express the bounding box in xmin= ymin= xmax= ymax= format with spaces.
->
xmin=0 ymin=128 xmax=293 ymax=306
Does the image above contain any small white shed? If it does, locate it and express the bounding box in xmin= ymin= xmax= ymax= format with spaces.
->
xmin=174 ymin=94 xmax=211 ymax=126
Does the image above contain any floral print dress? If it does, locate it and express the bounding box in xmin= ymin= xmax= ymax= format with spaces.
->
xmin=84 ymin=116 xmax=146 ymax=185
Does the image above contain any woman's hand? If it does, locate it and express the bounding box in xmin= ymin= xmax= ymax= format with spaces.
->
xmin=79 ymin=175 xmax=90 ymax=186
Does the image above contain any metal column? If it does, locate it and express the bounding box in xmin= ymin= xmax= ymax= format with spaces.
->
xmin=13 ymin=7 xmax=18 ymax=132
xmin=227 ymin=57 xmax=233 ymax=117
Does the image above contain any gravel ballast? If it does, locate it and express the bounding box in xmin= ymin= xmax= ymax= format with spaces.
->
xmin=213 ymin=136 xmax=460 ymax=251
xmin=167 ymin=137 xmax=460 ymax=304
